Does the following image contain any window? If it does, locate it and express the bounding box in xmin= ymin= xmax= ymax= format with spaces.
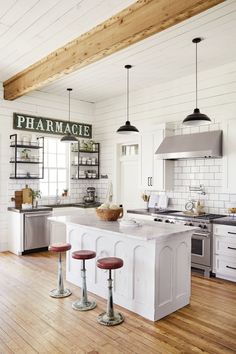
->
xmin=40 ymin=137 xmax=69 ymax=197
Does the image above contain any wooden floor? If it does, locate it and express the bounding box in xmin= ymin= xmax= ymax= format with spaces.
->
xmin=0 ymin=252 xmax=235 ymax=354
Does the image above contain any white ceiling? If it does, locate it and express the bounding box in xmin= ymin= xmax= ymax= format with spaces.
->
xmin=1 ymin=0 xmax=236 ymax=103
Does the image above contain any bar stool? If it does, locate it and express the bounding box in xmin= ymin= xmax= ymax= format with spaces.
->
xmin=49 ymin=243 xmax=72 ymax=298
xmin=97 ymin=257 xmax=124 ymax=326
xmin=72 ymin=250 xmax=97 ymax=311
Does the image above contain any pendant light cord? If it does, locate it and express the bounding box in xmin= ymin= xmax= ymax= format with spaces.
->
xmin=127 ymin=67 xmax=129 ymax=122
xmin=67 ymin=88 xmax=72 ymax=123
xmin=195 ymin=41 xmax=198 ymax=108
xmin=68 ymin=89 xmax=71 ymax=122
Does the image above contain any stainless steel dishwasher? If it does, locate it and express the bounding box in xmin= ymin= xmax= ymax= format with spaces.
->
xmin=24 ymin=211 xmax=52 ymax=253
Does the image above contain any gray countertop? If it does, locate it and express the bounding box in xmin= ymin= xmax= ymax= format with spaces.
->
xmin=8 ymin=202 xmax=101 ymax=213
xmin=8 ymin=206 xmax=53 ymax=213
xmin=213 ymin=216 xmax=236 ymax=226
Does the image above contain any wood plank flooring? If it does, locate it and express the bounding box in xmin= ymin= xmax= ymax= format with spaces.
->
xmin=0 ymin=251 xmax=235 ymax=354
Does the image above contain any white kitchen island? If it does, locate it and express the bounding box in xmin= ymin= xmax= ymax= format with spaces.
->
xmin=49 ymin=214 xmax=196 ymax=321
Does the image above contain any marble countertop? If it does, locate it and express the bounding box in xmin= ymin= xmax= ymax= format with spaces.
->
xmin=49 ymin=213 xmax=197 ymax=242
xmin=127 ymin=208 xmax=156 ymax=215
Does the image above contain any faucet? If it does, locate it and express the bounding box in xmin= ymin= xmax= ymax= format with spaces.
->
xmin=55 ymin=189 xmax=61 ymax=205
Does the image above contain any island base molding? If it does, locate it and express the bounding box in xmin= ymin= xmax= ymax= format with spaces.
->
xmin=66 ymin=224 xmax=192 ymax=321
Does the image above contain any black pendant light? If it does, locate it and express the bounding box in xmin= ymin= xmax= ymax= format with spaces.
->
xmin=183 ymin=38 xmax=211 ymax=126
xmin=117 ymin=65 xmax=139 ymax=134
xmin=60 ymin=88 xmax=78 ymax=142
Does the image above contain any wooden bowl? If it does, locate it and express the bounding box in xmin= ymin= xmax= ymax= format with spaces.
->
xmin=96 ymin=207 xmax=123 ymax=221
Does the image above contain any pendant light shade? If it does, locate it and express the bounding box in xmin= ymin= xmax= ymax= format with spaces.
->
xmin=183 ymin=38 xmax=211 ymax=126
xmin=117 ymin=65 xmax=139 ymax=134
xmin=60 ymin=88 xmax=78 ymax=142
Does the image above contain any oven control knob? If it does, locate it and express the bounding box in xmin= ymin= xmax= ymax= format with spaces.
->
xmin=203 ymin=225 xmax=207 ymax=229
xmin=154 ymin=218 xmax=162 ymax=222
xmin=165 ymin=220 xmax=170 ymax=223
xmin=184 ymin=223 xmax=189 ymax=226
xmin=189 ymin=223 xmax=193 ymax=226
xmin=198 ymin=224 xmax=202 ymax=228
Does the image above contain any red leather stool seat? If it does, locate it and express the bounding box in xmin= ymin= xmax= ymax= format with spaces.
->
xmin=49 ymin=243 xmax=71 ymax=253
xmin=97 ymin=257 xmax=123 ymax=270
xmin=72 ymin=250 xmax=96 ymax=260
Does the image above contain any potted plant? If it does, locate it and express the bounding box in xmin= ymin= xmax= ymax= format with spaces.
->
xmin=31 ymin=190 xmax=42 ymax=208
xmin=21 ymin=148 xmax=31 ymax=160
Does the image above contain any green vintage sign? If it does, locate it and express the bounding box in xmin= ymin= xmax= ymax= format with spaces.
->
xmin=13 ymin=113 xmax=92 ymax=138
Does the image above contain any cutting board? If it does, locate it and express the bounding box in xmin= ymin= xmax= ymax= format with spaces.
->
xmin=22 ymin=185 xmax=32 ymax=204
xmin=14 ymin=191 xmax=23 ymax=208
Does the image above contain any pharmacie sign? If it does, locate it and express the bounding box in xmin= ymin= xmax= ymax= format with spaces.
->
xmin=13 ymin=113 xmax=92 ymax=138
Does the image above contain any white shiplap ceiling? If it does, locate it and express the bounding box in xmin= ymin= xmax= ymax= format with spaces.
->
xmin=1 ymin=0 xmax=236 ymax=102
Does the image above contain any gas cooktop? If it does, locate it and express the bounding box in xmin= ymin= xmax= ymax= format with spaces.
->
xmin=152 ymin=209 xmax=225 ymax=220
xmin=168 ymin=212 xmax=225 ymax=220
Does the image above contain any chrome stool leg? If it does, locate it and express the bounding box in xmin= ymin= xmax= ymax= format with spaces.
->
xmin=72 ymin=259 xmax=96 ymax=311
xmin=98 ymin=269 xmax=124 ymax=326
xmin=49 ymin=252 xmax=72 ymax=298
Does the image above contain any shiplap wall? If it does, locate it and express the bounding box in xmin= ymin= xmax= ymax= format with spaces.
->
xmin=93 ymin=60 xmax=236 ymax=213
xmin=0 ymin=85 xmax=94 ymax=251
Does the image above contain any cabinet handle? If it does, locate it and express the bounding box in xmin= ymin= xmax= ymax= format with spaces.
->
xmin=228 ymin=232 xmax=236 ymax=235
xmin=226 ymin=265 xmax=236 ymax=270
xmin=150 ymin=177 xmax=152 ymax=186
xmin=228 ymin=246 xmax=236 ymax=250
xmin=147 ymin=177 xmax=150 ymax=186
xmin=148 ymin=177 xmax=151 ymax=186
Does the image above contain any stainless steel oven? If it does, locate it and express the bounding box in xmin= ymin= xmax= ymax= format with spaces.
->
xmin=152 ymin=211 xmax=225 ymax=277
xmin=191 ymin=230 xmax=211 ymax=270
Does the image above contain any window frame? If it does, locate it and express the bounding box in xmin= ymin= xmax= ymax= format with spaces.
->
xmin=40 ymin=137 xmax=70 ymax=197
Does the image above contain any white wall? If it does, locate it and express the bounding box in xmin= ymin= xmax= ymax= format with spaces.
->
xmin=93 ymin=60 xmax=236 ymax=214
xmin=2 ymin=58 xmax=236 ymax=251
xmin=0 ymin=85 xmax=95 ymax=251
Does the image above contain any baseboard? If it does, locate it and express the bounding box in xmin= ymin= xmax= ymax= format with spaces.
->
xmin=0 ymin=242 xmax=9 ymax=252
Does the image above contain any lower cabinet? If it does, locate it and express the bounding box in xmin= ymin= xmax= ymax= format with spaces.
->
xmin=213 ymin=224 xmax=236 ymax=282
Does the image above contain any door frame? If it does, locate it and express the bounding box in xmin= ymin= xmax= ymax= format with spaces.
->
xmin=113 ymin=137 xmax=140 ymax=206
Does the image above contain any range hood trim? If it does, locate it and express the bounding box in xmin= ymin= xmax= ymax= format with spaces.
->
xmin=155 ymin=130 xmax=222 ymax=160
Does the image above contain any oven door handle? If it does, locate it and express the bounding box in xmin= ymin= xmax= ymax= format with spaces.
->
xmin=192 ymin=232 xmax=210 ymax=238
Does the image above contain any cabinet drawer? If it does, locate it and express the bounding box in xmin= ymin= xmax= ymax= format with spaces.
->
xmin=213 ymin=224 xmax=236 ymax=237
xmin=215 ymin=255 xmax=236 ymax=282
xmin=214 ymin=237 xmax=236 ymax=257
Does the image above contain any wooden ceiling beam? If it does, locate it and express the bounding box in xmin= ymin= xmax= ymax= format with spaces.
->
xmin=3 ymin=0 xmax=225 ymax=100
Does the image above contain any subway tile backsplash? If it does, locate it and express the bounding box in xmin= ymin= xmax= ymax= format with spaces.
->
xmin=168 ymin=156 xmax=231 ymax=214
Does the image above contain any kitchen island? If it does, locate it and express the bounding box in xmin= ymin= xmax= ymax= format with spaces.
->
xmin=49 ymin=214 xmax=196 ymax=321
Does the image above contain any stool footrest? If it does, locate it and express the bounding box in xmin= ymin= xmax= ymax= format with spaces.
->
xmin=72 ymin=299 xmax=96 ymax=311
xmin=49 ymin=288 xmax=72 ymax=298
xmin=97 ymin=311 xmax=124 ymax=326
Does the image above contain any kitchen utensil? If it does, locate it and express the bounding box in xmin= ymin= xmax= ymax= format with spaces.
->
xmin=22 ymin=185 xmax=33 ymax=204
xmin=157 ymin=194 xmax=169 ymax=209
xmin=148 ymin=194 xmax=159 ymax=208
xmin=185 ymin=200 xmax=195 ymax=211
xmin=96 ymin=207 xmax=123 ymax=221
xmin=14 ymin=191 xmax=23 ymax=208
xmin=119 ymin=218 xmax=141 ymax=227
xmin=83 ymin=187 xmax=96 ymax=204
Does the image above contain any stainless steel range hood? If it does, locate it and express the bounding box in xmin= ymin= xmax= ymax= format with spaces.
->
xmin=155 ymin=130 xmax=222 ymax=159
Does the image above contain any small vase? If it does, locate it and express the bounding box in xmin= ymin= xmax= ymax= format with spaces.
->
xmin=32 ymin=198 xmax=38 ymax=208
